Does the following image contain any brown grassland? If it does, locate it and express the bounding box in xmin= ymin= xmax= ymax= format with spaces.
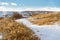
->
xmin=0 ymin=18 xmax=39 ymax=40
xmin=0 ymin=12 xmax=59 ymax=40
xmin=28 ymin=12 xmax=60 ymax=25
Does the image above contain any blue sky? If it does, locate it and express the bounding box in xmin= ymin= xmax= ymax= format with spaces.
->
xmin=0 ymin=0 xmax=60 ymax=8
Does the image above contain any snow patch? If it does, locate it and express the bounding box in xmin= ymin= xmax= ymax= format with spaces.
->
xmin=16 ymin=19 xmax=60 ymax=40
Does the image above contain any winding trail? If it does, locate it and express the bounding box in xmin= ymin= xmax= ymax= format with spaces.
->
xmin=16 ymin=19 xmax=60 ymax=40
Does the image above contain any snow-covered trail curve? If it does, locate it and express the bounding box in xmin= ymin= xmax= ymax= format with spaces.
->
xmin=16 ymin=19 xmax=60 ymax=40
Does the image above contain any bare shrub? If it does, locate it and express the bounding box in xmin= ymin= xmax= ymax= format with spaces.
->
xmin=11 ymin=12 xmax=23 ymax=19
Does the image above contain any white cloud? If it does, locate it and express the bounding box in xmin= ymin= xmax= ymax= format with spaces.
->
xmin=11 ymin=3 xmax=17 ymax=6
xmin=0 ymin=6 xmax=6 ymax=11
xmin=22 ymin=7 xmax=60 ymax=11
xmin=0 ymin=2 xmax=17 ymax=6
xmin=0 ymin=2 xmax=9 ymax=6
xmin=0 ymin=6 xmax=60 ymax=11
xmin=0 ymin=6 xmax=22 ymax=11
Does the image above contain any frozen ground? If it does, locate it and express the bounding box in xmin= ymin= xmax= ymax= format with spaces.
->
xmin=16 ymin=19 xmax=60 ymax=40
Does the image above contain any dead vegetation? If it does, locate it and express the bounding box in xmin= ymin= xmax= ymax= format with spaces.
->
xmin=28 ymin=12 xmax=60 ymax=25
xmin=11 ymin=12 xmax=23 ymax=19
xmin=4 ymin=12 xmax=23 ymax=20
xmin=0 ymin=18 xmax=39 ymax=40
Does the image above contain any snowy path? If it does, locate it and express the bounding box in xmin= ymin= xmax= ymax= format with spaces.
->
xmin=16 ymin=19 xmax=60 ymax=40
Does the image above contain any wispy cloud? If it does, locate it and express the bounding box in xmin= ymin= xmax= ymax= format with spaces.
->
xmin=0 ymin=2 xmax=9 ymax=6
xmin=50 ymin=2 xmax=55 ymax=7
xmin=48 ymin=0 xmax=55 ymax=7
xmin=11 ymin=3 xmax=17 ymax=6
xmin=0 ymin=2 xmax=17 ymax=6
xmin=0 ymin=6 xmax=60 ymax=11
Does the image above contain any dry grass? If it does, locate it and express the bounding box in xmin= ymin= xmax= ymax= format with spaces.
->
xmin=0 ymin=18 xmax=39 ymax=40
xmin=28 ymin=12 xmax=60 ymax=25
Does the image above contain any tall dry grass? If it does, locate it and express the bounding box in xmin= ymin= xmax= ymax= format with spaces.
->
xmin=0 ymin=18 xmax=39 ymax=40
xmin=28 ymin=12 xmax=60 ymax=25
